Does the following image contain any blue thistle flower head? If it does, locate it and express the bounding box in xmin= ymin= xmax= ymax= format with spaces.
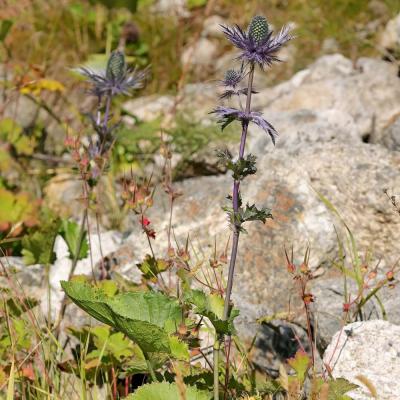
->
xmin=77 ymin=50 xmax=147 ymax=97
xmin=211 ymin=106 xmax=277 ymax=145
xmin=222 ymin=69 xmax=244 ymax=88
xmin=222 ymin=15 xmax=293 ymax=69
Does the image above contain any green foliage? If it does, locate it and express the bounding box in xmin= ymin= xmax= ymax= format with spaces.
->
xmin=137 ymin=255 xmax=168 ymax=281
xmin=223 ymin=202 xmax=272 ymax=233
xmin=0 ymin=187 xmax=39 ymax=227
xmin=0 ymin=118 xmax=36 ymax=156
xmin=187 ymin=0 xmax=208 ymax=9
xmin=287 ymin=351 xmax=310 ymax=385
xmin=21 ymin=212 xmax=60 ymax=265
xmin=126 ymin=382 xmax=211 ymax=400
xmin=184 ymin=289 xmax=239 ymax=335
xmin=59 ymin=219 xmax=89 ymax=261
xmin=327 ymin=378 xmax=358 ymax=400
xmin=0 ymin=19 xmax=13 ymax=42
xmin=89 ymin=0 xmax=138 ymax=12
xmin=61 ymin=281 xmax=188 ymax=356
xmin=217 ymin=149 xmax=257 ymax=181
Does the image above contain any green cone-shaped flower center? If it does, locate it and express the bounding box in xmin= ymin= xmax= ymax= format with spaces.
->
xmin=248 ymin=15 xmax=269 ymax=45
xmin=106 ymin=50 xmax=126 ymax=80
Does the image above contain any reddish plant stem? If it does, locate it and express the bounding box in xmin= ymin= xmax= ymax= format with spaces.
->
xmin=111 ymin=366 xmax=117 ymax=399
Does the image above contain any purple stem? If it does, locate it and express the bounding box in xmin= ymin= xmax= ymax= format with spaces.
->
xmin=222 ymin=64 xmax=255 ymax=321
xmin=103 ymin=94 xmax=112 ymax=131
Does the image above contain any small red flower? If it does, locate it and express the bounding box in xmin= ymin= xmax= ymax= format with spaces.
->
xmin=343 ymin=302 xmax=351 ymax=312
xmin=141 ymin=217 xmax=151 ymax=227
xmin=302 ymin=293 xmax=314 ymax=304
xmin=386 ymin=270 xmax=395 ymax=282
xmin=287 ymin=262 xmax=296 ymax=274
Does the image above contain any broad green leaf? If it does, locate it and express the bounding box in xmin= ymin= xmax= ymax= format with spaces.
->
xmin=185 ymin=290 xmax=239 ymax=335
xmin=137 ymin=255 xmax=168 ymax=281
xmin=0 ymin=118 xmax=36 ymax=155
xmin=61 ymin=281 xmax=116 ymax=326
xmin=21 ymin=230 xmax=56 ymax=265
xmin=59 ymin=219 xmax=88 ymax=261
xmin=97 ymin=280 xmax=118 ymax=297
xmin=126 ymin=382 xmax=211 ymax=400
xmin=169 ymin=335 xmax=189 ymax=361
xmin=21 ymin=211 xmax=60 ymax=265
xmin=61 ymin=281 xmax=184 ymax=354
xmin=0 ymin=187 xmax=38 ymax=226
xmin=287 ymin=350 xmax=310 ymax=384
xmin=0 ymin=20 xmax=13 ymax=42
xmin=327 ymin=378 xmax=358 ymax=400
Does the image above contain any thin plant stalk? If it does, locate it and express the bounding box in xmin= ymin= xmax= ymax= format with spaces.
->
xmin=222 ymin=64 xmax=255 ymax=322
xmin=217 ymin=64 xmax=255 ymax=399
xmin=213 ymin=339 xmax=221 ymax=400
xmin=144 ymin=352 xmax=158 ymax=382
xmin=55 ymin=210 xmax=88 ymax=332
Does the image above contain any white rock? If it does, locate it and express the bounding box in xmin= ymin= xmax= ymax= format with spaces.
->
xmin=323 ymin=320 xmax=400 ymax=400
xmin=379 ymin=13 xmax=400 ymax=50
xmin=123 ymin=94 xmax=175 ymax=122
xmin=253 ymin=54 xmax=400 ymax=141
xmin=40 ymin=231 xmax=123 ymax=320
xmin=201 ymin=15 xmax=226 ymax=39
xmin=181 ymin=38 xmax=218 ymax=68
xmin=151 ymin=0 xmax=190 ymax=18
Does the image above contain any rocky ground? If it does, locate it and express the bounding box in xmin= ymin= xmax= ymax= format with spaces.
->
xmin=2 ymin=10 xmax=400 ymax=400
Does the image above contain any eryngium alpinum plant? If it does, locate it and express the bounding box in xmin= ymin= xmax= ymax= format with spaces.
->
xmin=211 ymin=15 xmax=293 ymax=399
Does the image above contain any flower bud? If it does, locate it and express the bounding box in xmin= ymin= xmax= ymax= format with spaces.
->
xmin=248 ymin=15 xmax=269 ymax=45
xmin=106 ymin=50 xmax=126 ymax=80
xmin=224 ymin=69 xmax=242 ymax=88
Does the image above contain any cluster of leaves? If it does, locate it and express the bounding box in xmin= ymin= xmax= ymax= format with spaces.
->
xmin=216 ymin=149 xmax=257 ymax=181
xmin=223 ymin=201 xmax=272 ymax=233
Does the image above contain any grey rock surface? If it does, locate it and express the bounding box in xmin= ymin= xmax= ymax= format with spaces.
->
xmin=379 ymin=12 xmax=400 ymax=51
xmin=323 ymin=320 xmax=400 ymax=400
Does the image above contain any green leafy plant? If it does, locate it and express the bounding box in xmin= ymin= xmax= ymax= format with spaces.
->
xmin=126 ymin=381 xmax=211 ymax=400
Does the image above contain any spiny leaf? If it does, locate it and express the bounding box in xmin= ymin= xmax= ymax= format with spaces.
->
xmin=216 ymin=150 xmax=257 ymax=181
xmin=126 ymin=382 xmax=211 ymax=400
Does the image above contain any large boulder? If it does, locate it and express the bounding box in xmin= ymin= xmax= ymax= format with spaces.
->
xmin=323 ymin=320 xmax=400 ymax=400
xmin=379 ymin=12 xmax=400 ymax=52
